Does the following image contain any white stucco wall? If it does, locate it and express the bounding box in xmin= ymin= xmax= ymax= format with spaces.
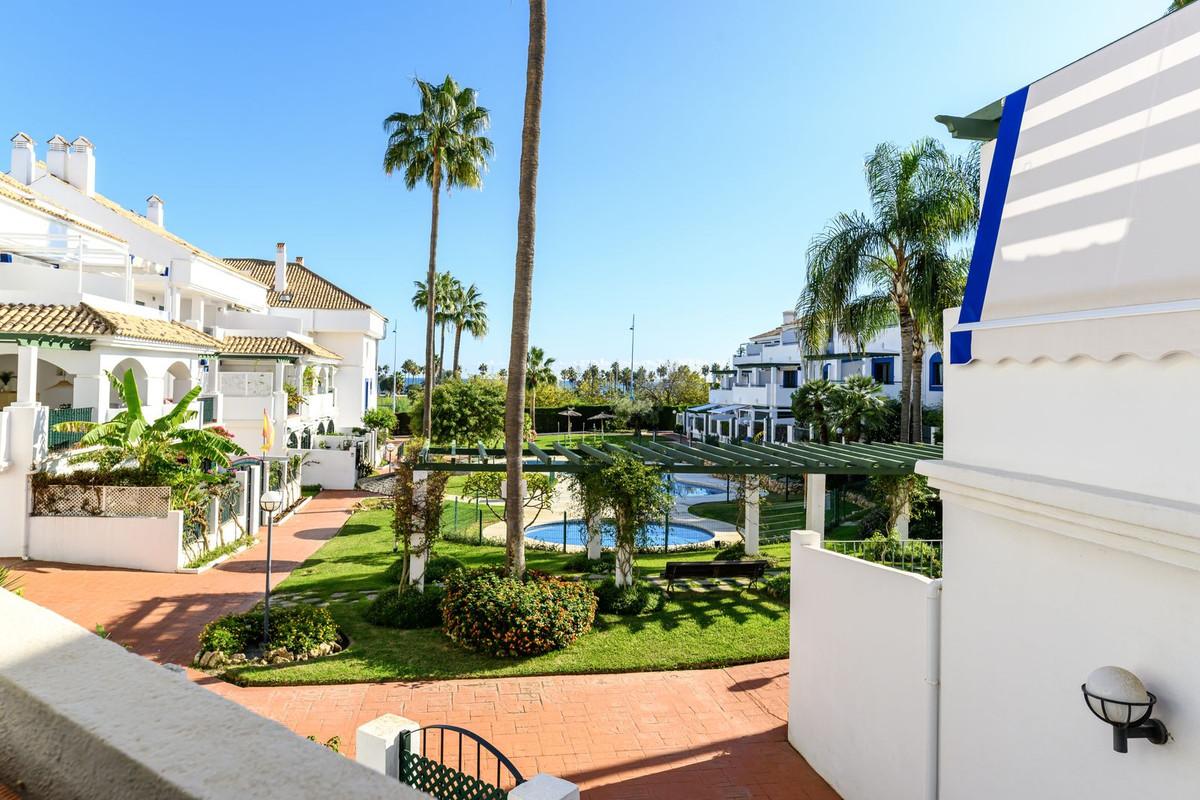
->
xmin=788 ymin=531 xmax=939 ymax=800
xmin=28 ymin=510 xmax=185 ymax=572
xmin=0 ymin=589 xmax=426 ymax=800
xmin=924 ymin=461 xmax=1200 ymax=799
xmin=290 ymin=448 xmax=357 ymax=490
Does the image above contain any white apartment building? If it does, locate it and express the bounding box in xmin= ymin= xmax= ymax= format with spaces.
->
xmin=0 ymin=133 xmax=384 ymax=511
xmin=684 ymin=310 xmax=944 ymax=442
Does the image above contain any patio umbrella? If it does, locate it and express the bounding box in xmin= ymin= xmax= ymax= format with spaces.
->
xmin=558 ymin=407 xmax=582 ymax=440
xmin=588 ymin=411 xmax=615 ymax=437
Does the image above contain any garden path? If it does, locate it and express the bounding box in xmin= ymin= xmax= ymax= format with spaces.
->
xmin=5 ymin=490 xmax=838 ymax=800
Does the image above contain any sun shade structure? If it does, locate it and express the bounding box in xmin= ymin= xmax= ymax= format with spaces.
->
xmin=418 ymin=439 xmax=942 ymax=476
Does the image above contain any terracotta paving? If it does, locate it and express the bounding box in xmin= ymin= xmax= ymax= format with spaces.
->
xmin=1 ymin=491 xmax=366 ymax=665
xmin=4 ymin=490 xmax=838 ymax=800
xmin=200 ymin=660 xmax=836 ymax=800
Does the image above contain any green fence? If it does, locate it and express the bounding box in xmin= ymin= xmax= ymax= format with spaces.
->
xmin=400 ymin=750 xmax=509 ymax=800
xmin=47 ymin=407 xmax=93 ymax=451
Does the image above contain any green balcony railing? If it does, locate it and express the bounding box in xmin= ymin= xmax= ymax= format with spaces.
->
xmin=48 ymin=407 xmax=94 ymax=451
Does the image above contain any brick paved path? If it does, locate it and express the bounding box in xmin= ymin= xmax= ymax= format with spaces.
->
xmin=1 ymin=491 xmax=365 ymax=665
xmin=4 ymin=490 xmax=838 ymax=800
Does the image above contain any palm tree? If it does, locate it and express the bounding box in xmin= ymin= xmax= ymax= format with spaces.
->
xmin=412 ymin=273 xmax=459 ymax=381
xmin=798 ymin=138 xmax=977 ymax=442
xmin=478 ymin=362 xmax=489 ymax=375
xmin=384 ymin=76 xmax=494 ymax=439
xmin=504 ymin=0 xmax=547 ymax=579
xmin=525 ymin=346 xmax=556 ymax=436
xmin=560 ymin=366 xmax=578 ymax=385
xmin=830 ymin=375 xmax=889 ymax=442
xmin=56 ymin=371 xmax=244 ymax=471
xmin=450 ymin=282 xmax=488 ymax=377
xmin=401 ymin=358 xmax=421 ymax=385
xmin=790 ymin=379 xmax=837 ymax=445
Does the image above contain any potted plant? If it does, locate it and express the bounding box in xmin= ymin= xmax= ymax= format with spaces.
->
xmin=0 ymin=371 xmax=14 ymax=391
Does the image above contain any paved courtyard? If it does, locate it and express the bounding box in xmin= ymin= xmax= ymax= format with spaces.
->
xmin=4 ymin=491 xmax=837 ymax=800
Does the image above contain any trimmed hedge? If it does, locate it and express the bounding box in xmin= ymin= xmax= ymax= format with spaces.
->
xmin=365 ymin=586 xmax=445 ymax=629
xmin=199 ymin=605 xmax=339 ymax=655
xmin=760 ymin=574 xmax=790 ymax=601
xmin=595 ymin=578 xmax=662 ymax=616
xmin=441 ymin=568 xmax=597 ymax=657
xmin=383 ymin=555 xmax=465 ymax=585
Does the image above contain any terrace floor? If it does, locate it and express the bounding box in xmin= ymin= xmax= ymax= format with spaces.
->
xmin=3 ymin=490 xmax=838 ymax=800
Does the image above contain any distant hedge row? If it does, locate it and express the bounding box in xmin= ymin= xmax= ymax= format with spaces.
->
xmin=387 ymin=404 xmax=684 ymax=438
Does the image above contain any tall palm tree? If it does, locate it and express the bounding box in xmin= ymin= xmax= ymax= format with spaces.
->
xmin=384 ymin=76 xmax=494 ymax=439
xmin=504 ymin=0 xmax=547 ymax=579
xmin=560 ymin=366 xmax=579 ymax=385
xmin=798 ymin=138 xmax=977 ymax=442
xmin=525 ymin=346 xmax=556 ymax=436
xmin=450 ymin=282 xmax=488 ymax=377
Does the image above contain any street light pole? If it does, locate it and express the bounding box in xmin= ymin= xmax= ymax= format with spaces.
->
xmin=391 ymin=319 xmax=398 ymax=410
xmin=259 ymin=489 xmax=283 ymax=646
xmin=628 ymin=314 xmax=636 ymax=400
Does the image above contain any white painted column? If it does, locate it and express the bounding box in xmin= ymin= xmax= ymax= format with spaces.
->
xmin=15 ymin=345 xmax=38 ymax=405
xmin=71 ymin=373 xmax=105 ymax=420
xmin=247 ymin=464 xmax=262 ymax=536
xmin=586 ymin=522 xmax=602 ymax=561
xmin=744 ymin=475 xmax=760 ymax=556
xmin=896 ymin=498 xmax=911 ymax=540
xmin=408 ymin=470 xmax=429 ymax=591
xmin=805 ymin=472 xmax=826 ymax=540
xmin=356 ymin=714 xmax=421 ymax=779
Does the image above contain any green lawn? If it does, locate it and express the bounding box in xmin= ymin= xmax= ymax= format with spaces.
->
xmin=225 ymin=507 xmax=790 ymax=686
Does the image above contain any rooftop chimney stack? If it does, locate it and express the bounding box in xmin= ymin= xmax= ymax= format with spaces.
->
xmin=46 ymin=135 xmax=69 ymax=181
xmin=274 ymin=242 xmax=288 ymax=292
xmin=782 ymin=310 xmax=796 ymax=325
xmin=146 ymin=195 xmax=164 ymax=227
xmin=67 ymin=137 xmax=95 ymax=196
xmin=295 ymin=256 xmax=304 ymax=266
xmin=10 ymin=133 xmax=35 ymax=185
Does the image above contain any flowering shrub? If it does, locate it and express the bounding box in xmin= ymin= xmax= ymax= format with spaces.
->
xmin=441 ymin=568 xmax=597 ymax=657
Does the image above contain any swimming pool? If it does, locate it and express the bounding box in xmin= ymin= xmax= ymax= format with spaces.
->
xmin=671 ymin=480 xmax=728 ymax=499
xmin=525 ymin=520 xmax=714 ymax=549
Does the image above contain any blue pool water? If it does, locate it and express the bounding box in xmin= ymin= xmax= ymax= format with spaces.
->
xmin=525 ymin=520 xmax=714 ymax=549
xmin=671 ymin=480 xmax=727 ymax=499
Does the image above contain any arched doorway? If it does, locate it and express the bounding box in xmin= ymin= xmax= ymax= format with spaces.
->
xmin=109 ymin=358 xmax=148 ymax=410
xmin=164 ymin=361 xmax=194 ymax=404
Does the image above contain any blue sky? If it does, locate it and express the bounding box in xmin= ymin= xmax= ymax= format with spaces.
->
xmin=0 ymin=1 xmax=1164 ymax=372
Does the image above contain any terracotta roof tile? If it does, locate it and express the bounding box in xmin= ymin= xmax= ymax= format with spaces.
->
xmin=219 ymin=335 xmax=342 ymax=361
xmin=0 ymin=303 xmax=221 ymax=350
xmin=223 ymin=258 xmax=372 ymax=311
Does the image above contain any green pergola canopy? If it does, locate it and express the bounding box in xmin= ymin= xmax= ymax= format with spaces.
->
xmin=419 ymin=439 xmax=942 ymax=476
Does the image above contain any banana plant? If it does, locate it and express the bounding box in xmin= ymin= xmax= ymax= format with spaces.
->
xmin=54 ymin=370 xmax=244 ymax=473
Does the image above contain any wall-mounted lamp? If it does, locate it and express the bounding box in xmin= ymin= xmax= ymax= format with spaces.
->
xmin=1082 ymin=666 xmax=1169 ymax=753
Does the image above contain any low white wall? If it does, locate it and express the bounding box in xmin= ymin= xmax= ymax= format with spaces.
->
xmin=789 ymin=530 xmax=940 ymax=800
xmin=28 ymin=511 xmax=185 ymax=572
xmin=290 ymin=448 xmax=356 ymax=490
xmin=0 ymin=590 xmax=426 ymax=799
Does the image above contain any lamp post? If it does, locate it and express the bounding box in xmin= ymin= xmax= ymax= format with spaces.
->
xmin=390 ymin=319 xmax=398 ymax=410
xmin=258 ymin=490 xmax=283 ymax=645
xmin=628 ymin=314 xmax=636 ymax=400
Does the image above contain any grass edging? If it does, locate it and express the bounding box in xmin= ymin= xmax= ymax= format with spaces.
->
xmin=178 ymin=535 xmax=258 ymax=574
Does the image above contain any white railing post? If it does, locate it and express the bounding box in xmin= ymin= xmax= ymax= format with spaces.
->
xmin=804 ymin=473 xmax=826 ymax=540
xmin=744 ymin=475 xmax=760 ymax=555
xmin=509 ymin=774 xmax=580 ymax=800
xmin=356 ymin=714 xmax=421 ymax=779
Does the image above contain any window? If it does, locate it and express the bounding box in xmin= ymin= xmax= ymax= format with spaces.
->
xmin=871 ymin=357 xmax=894 ymax=385
xmin=821 ymin=363 xmax=831 ymax=381
xmin=782 ymin=369 xmax=799 ymax=388
xmin=929 ymin=353 xmax=944 ymax=391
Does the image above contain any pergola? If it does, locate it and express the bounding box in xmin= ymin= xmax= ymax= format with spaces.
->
xmin=416 ymin=439 xmax=942 ymax=549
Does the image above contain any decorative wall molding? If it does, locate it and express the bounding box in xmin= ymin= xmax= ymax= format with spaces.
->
xmin=920 ymin=459 xmax=1200 ymax=573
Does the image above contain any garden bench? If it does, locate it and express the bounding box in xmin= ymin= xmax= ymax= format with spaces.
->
xmin=661 ymin=560 xmax=768 ymax=593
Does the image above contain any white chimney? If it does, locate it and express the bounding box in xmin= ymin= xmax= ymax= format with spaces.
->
xmin=67 ymin=136 xmax=95 ymax=196
xmin=46 ymin=135 xmax=69 ymax=181
xmin=782 ymin=310 xmax=796 ymax=325
xmin=295 ymin=256 xmax=304 ymax=266
xmin=10 ymin=133 xmax=35 ymax=185
xmin=146 ymin=194 xmax=164 ymax=227
xmin=274 ymin=242 xmax=288 ymax=292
